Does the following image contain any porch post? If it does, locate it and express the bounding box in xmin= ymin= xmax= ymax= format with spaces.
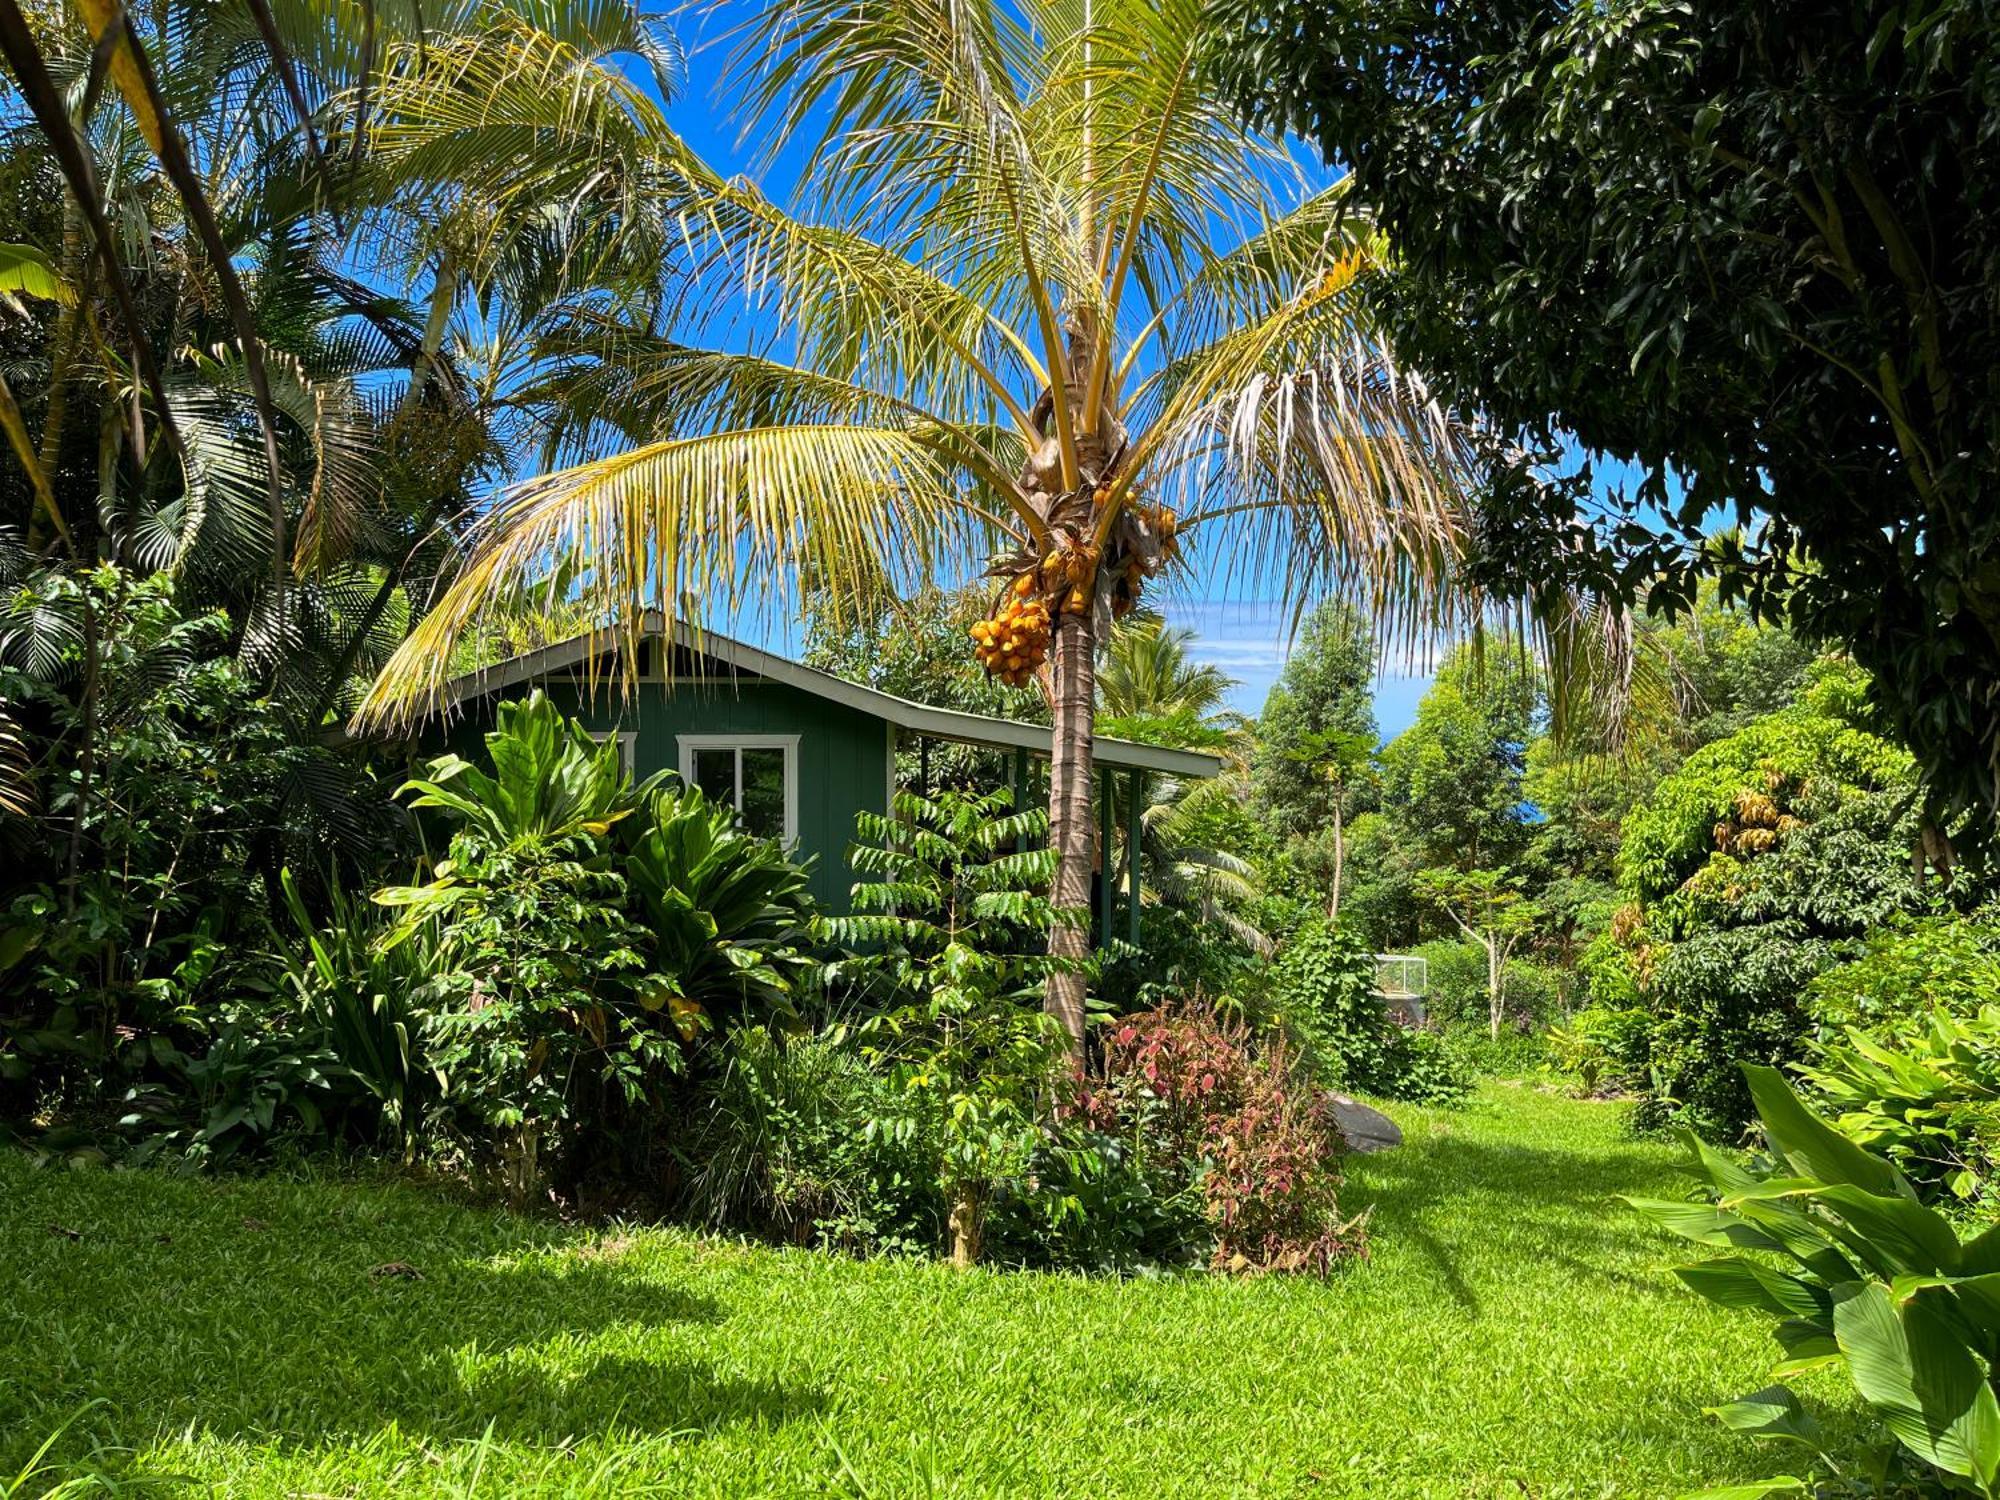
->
xmin=1012 ymin=747 xmax=1028 ymax=853
xmin=1097 ymin=770 xmax=1114 ymax=950
xmin=1126 ymin=767 xmax=1142 ymax=948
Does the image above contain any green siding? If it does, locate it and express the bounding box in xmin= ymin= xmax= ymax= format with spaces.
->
xmin=436 ymin=678 xmax=890 ymax=911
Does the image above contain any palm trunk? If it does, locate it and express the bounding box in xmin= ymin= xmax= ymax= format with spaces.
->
xmin=1045 ymin=603 xmax=1096 ymax=1063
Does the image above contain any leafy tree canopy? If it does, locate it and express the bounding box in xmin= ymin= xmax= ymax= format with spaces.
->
xmin=1251 ymin=600 xmax=1377 ymax=838
xmin=1211 ymin=0 xmax=2000 ymax=829
xmin=1619 ymin=661 xmax=1918 ymax=909
xmin=1378 ymin=643 xmax=1540 ymax=873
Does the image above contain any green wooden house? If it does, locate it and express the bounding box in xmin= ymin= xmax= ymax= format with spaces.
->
xmin=404 ymin=612 xmax=1222 ymax=943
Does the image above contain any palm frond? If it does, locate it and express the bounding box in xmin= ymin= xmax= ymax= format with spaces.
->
xmin=356 ymin=423 xmax=983 ymax=727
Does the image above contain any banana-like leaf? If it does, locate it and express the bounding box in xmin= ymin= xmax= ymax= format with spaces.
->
xmin=1744 ymin=1063 xmax=1912 ymax=1202
xmin=0 ymin=242 xmax=72 ymax=309
xmin=1832 ymin=1279 xmax=2000 ymax=1488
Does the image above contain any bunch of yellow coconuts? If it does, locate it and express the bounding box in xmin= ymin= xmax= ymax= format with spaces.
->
xmin=968 ymin=494 xmax=1182 ymax=687
xmin=969 ymin=573 xmax=1051 ymax=686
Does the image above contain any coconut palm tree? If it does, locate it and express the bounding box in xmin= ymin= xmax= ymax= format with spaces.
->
xmin=350 ymin=0 xmax=1489 ymax=1055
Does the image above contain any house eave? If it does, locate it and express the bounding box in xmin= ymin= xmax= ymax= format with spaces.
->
xmin=359 ymin=614 xmax=1224 ymax=780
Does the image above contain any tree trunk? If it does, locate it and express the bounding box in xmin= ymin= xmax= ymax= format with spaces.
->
xmin=1045 ymin=603 xmax=1096 ymax=1063
xmin=1487 ymin=935 xmax=1503 ymax=1042
xmin=948 ymin=1183 xmax=984 ymax=1269
xmin=1326 ymin=799 xmax=1345 ymax=924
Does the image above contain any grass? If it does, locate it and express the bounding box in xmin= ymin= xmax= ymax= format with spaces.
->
xmin=0 ymin=1083 xmax=1815 ymax=1497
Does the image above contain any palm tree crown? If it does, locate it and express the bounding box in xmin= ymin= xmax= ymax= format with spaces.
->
xmin=350 ymin=0 xmax=1484 ymax=1048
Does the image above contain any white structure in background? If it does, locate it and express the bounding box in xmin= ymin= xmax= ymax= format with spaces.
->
xmin=1373 ymin=953 xmax=1428 ymax=1025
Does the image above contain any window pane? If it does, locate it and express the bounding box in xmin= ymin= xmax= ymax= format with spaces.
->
xmin=740 ymin=747 xmax=786 ymax=839
xmin=692 ymin=747 xmax=736 ymax=806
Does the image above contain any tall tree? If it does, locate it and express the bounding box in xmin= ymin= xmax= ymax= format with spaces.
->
xmin=1251 ymin=600 xmax=1378 ymax=917
xmin=1252 ymin=601 xmax=1377 ymax=834
xmin=350 ymin=0 xmax=1492 ymax=1056
xmin=1210 ymin=0 xmax=2000 ymax=832
xmin=1378 ymin=645 xmax=1539 ymax=875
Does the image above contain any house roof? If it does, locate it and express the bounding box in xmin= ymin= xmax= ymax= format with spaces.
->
xmin=431 ymin=612 xmax=1224 ymax=779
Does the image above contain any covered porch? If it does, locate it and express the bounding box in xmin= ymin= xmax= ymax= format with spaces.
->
xmin=893 ymin=726 xmax=1217 ymax=953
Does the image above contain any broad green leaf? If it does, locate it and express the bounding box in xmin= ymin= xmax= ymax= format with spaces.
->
xmin=1679 ymin=1258 xmax=1831 ymax=1320
xmin=0 ymin=243 xmax=72 ymax=307
xmin=1832 ymin=1281 xmax=2000 ymax=1486
xmin=1628 ymin=1197 xmax=1787 ymax=1253
xmin=1743 ymin=1064 xmax=1909 ymax=1201
xmin=1707 ymin=1385 xmax=1824 ymax=1447
xmin=1678 ymin=1480 xmax=1809 ymax=1500
xmin=1805 ymin=1182 xmax=1962 ymax=1278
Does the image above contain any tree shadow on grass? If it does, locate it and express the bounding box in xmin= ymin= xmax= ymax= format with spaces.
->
xmin=0 ymin=1168 xmax=826 ymax=1479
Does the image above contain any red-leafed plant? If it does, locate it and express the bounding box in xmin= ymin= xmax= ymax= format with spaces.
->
xmin=1094 ymin=1006 xmax=1365 ymax=1274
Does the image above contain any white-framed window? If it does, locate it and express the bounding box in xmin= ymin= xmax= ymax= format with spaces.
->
xmin=589 ymin=729 xmax=638 ymax=776
xmin=676 ymin=734 xmax=799 ymax=844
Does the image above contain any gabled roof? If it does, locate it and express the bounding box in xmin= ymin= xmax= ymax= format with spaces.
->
xmin=434 ymin=611 xmax=1223 ymax=779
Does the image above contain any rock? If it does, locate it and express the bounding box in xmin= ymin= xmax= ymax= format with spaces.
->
xmin=1330 ymin=1096 xmax=1402 ymax=1153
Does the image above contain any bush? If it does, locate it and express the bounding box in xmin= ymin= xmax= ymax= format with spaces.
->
xmin=374 ymin=692 xmax=816 ymax=1203
xmin=1412 ymin=939 xmax=1486 ymax=1026
xmin=1275 ymin=922 xmax=1471 ymax=1104
xmin=1804 ymin=914 xmax=2000 ymax=1033
xmin=1090 ymin=1005 xmax=1364 ymax=1274
xmin=1597 ymin=670 xmax=1948 ymax=1138
xmin=1797 ymin=1006 xmax=2000 ymax=1216
xmin=1627 ymin=922 xmax=1837 ymax=1137
xmin=677 ymin=1024 xmax=941 ymax=1254
xmin=985 ymin=1113 xmax=1210 ymax=1274
xmin=0 ymin=569 xmax=400 ymax=1126
xmin=1441 ymin=1023 xmax=1545 ymax=1081
xmin=1544 ymin=1006 xmax=1648 ymax=1097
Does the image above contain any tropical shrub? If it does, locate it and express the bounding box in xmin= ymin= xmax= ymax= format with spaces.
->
xmin=1092 ymin=1006 xmax=1363 ymax=1274
xmin=985 ymin=1111 xmax=1210 ymax=1274
xmin=0 ymin=568 xmax=402 ymax=1126
xmin=1601 ymin=666 xmax=1943 ymax=1136
xmin=1798 ymin=1008 xmax=2000 ymax=1216
xmin=117 ymin=872 xmax=441 ymax=1166
xmin=382 ymin=831 xmax=677 ymax=1203
xmin=619 ymin=783 xmax=817 ymax=1030
xmin=1635 ymin=1065 xmax=2000 ymax=1496
xmin=1805 ymin=916 xmax=2000 ymax=1034
xmin=1274 ymin=922 xmax=1471 ymax=1104
xmin=823 ymin=788 xmax=1077 ymax=1266
xmin=677 ymin=1023 xmax=941 ymax=1254
xmin=1544 ymin=1006 xmax=1649 ymax=1098
xmin=379 ymin=692 xmax=815 ymax=1202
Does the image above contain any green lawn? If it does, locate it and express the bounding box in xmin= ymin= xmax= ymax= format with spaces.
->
xmin=2 ymin=1084 xmax=1812 ymax=1497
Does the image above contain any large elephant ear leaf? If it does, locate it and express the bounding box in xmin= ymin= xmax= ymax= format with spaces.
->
xmin=1743 ymin=1064 xmax=1910 ymax=1201
xmin=1832 ymin=1281 xmax=2000 ymax=1488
